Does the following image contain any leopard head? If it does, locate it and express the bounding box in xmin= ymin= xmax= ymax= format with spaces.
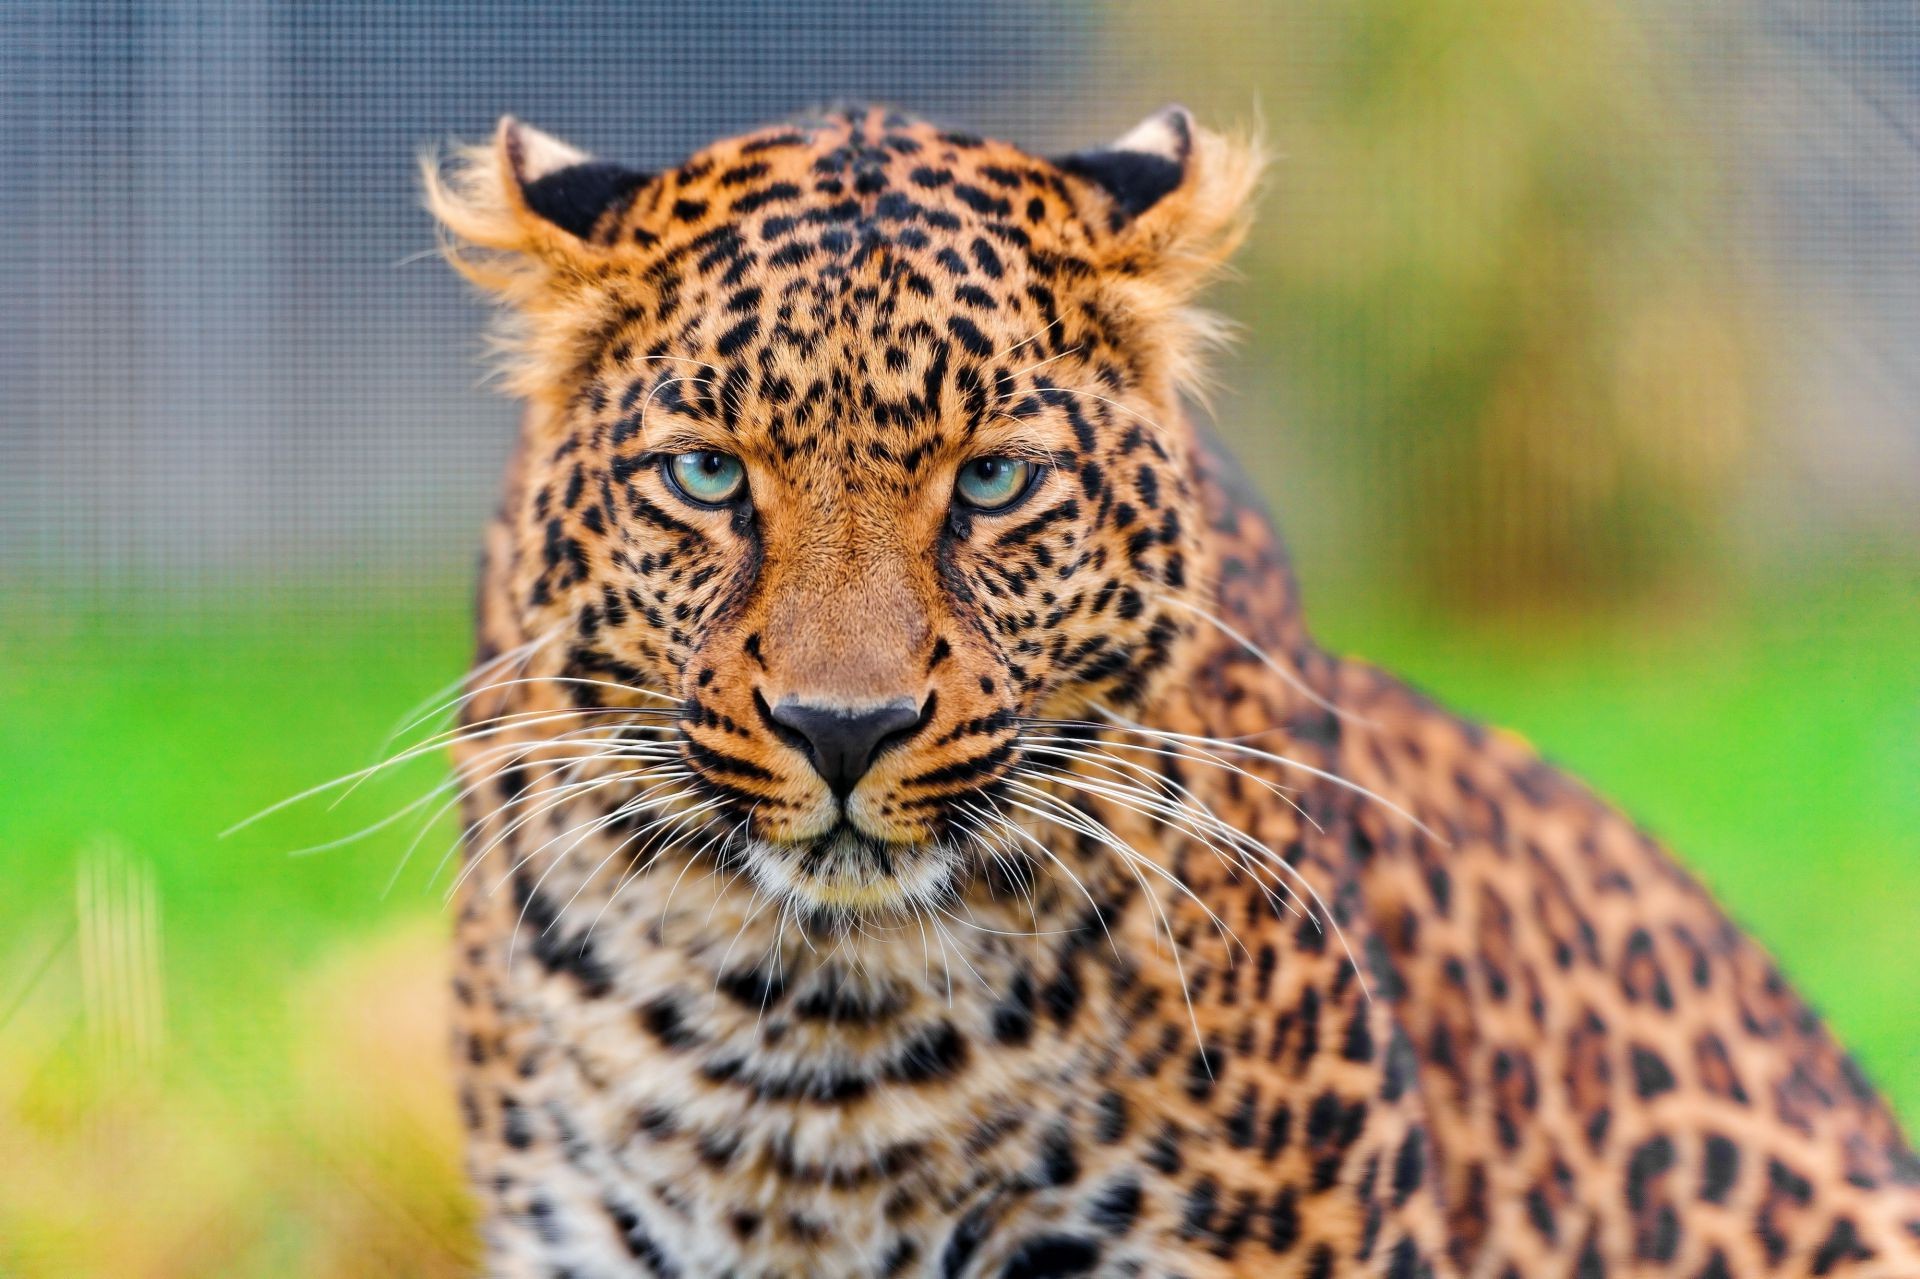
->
xmin=428 ymin=105 xmax=1261 ymax=915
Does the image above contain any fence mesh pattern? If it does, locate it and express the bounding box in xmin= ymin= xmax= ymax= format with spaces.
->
xmin=1 ymin=0 xmax=1915 ymax=615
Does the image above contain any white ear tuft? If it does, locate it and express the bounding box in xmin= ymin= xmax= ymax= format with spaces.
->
xmin=1110 ymin=106 xmax=1194 ymax=168
xmin=499 ymin=117 xmax=592 ymax=186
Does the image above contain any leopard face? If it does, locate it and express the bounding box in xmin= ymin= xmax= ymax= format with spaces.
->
xmin=429 ymin=105 xmax=1258 ymax=916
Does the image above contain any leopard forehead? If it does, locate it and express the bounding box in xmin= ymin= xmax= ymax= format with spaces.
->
xmin=557 ymin=110 xmax=1193 ymax=468
xmin=592 ymin=106 xmax=1114 ymax=262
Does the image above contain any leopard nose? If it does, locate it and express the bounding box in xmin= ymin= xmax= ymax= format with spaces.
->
xmin=768 ymin=698 xmax=923 ymax=798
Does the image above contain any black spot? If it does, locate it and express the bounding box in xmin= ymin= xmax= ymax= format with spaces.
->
xmin=1224 ymin=1084 xmax=1259 ymax=1148
xmin=1625 ymin=1135 xmax=1675 ymax=1211
xmin=881 ymin=1238 xmax=918 ymax=1277
xmin=1261 ymin=1101 xmax=1293 ymax=1161
xmin=605 ymin=1199 xmax=681 ymax=1277
xmin=948 ymin=315 xmax=994 ymax=358
xmin=1055 ymin=146 xmax=1185 ymax=218
xmin=1092 ymin=1090 xmax=1129 ymax=1144
xmin=1630 ymin=1044 xmax=1676 ymax=1098
xmin=1526 ymin=1185 xmax=1557 ymax=1242
xmin=1343 ymin=1006 xmax=1376 ymax=1062
xmin=1085 ymin=1175 xmax=1142 ymax=1235
xmin=1769 ymin=1157 xmax=1813 ymax=1204
xmin=952 ymin=182 xmax=1012 ymax=216
xmin=639 ymin=996 xmax=699 ymax=1050
xmin=731 ymin=180 xmax=802 ymax=213
xmin=741 ymin=130 xmax=805 ymax=154
xmin=1811 ymin=1216 xmax=1872 ymax=1274
xmin=716 ymin=315 xmax=760 ymax=359
xmin=1179 ymin=1175 xmax=1219 ymax=1239
xmin=716 ymin=963 xmax=786 ymax=1009
xmin=717 ymin=160 xmax=770 ymax=187
xmin=1042 ymin=961 xmax=1083 ymax=1026
xmin=520 ymin=161 xmax=651 ymax=240
xmin=1186 ymin=1043 xmax=1226 ymax=1099
xmin=1267 ymin=1187 xmax=1300 ymax=1253
xmin=1036 ymin=1123 xmax=1079 ymax=1186
xmin=500 ymin=1097 xmax=533 ymax=1149
xmin=999 ymin=1235 xmax=1098 ymax=1278
xmin=1575 ymin=1230 xmax=1607 ymax=1279
xmin=1144 ymin=1123 xmax=1182 ymax=1174
xmin=1392 ymin=1126 xmax=1426 ymax=1205
xmin=514 ymin=876 xmax=616 ymax=998
xmin=1700 ymin=1133 xmax=1739 ymax=1203
xmin=992 ymin=971 xmax=1036 ymax=1046
xmin=886 ymin=1020 xmax=968 ymax=1084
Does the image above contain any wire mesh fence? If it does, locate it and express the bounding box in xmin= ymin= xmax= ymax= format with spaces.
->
xmin=2 ymin=0 xmax=1914 ymax=625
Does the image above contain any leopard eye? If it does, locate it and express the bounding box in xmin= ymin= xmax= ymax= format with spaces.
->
xmin=954 ymin=456 xmax=1036 ymax=511
xmin=664 ymin=451 xmax=747 ymax=506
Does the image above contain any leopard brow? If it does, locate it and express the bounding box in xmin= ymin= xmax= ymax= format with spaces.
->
xmin=973 ymin=410 xmax=1070 ymax=462
xmin=642 ymin=425 xmax=734 ymax=455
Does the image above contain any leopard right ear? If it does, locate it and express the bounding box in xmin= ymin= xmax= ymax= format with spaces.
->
xmin=423 ymin=117 xmax=655 ymax=276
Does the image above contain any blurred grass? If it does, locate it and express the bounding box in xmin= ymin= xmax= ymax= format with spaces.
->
xmin=0 ymin=601 xmax=478 ymax=1278
xmin=1 ymin=563 xmax=1915 ymax=1275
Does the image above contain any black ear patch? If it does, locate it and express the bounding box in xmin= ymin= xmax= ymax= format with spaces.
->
xmin=1054 ymin=108 xmax=1194 ymax=222
xmin=1056 ymin=149 xmax=1185 ymax=219
xmin=520 ymin=162 xmax=652 ymax=241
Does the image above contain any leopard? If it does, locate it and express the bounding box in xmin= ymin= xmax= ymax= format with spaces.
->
xmin=422 ymin=103 xmax=1920 ymax=1277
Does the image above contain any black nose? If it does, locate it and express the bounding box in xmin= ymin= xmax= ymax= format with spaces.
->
xmin=768 ymin=698 xmax=923 ymax=798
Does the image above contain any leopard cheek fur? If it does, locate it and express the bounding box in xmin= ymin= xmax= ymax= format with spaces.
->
xmin=428 ymin=105 xmax=1920 ymax=1277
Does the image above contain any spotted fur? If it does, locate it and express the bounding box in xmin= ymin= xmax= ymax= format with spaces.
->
xmin=425 ymin=105 xmax=1920 ymax=1277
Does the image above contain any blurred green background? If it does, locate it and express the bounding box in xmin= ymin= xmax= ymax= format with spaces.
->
xmin=2 ymin=1 xmax=1916 ymax=1274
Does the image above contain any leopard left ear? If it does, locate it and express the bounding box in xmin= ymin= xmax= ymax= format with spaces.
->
xmin=422 ymin=119 xmax=658 ymax=404
xmin=1056 ymin=106 xmax=1263 ymax=289
xmin=1056 ymin=107 xmax=1197 ymax=220
xmin=496 ymin=117 xmax=654 ymax=244
xmin=423 ymin=117 xmax=655 ymax=276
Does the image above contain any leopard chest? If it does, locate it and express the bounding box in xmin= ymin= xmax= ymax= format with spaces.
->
xmin=449 ymin=790 xmax=1154 ymax=1273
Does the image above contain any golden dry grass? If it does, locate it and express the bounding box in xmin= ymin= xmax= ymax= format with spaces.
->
xmin=1 ymin=911 xmax=473 ymax=1278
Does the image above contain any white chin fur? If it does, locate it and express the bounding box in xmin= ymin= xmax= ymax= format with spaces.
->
xmin=744 ymin=834 xmax=958 ymax=916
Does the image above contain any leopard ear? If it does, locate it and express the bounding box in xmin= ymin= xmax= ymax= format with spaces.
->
xmin=1056 ymin=106 xmax=1263 ymax=292
xmin=423 ymin=117 xmax=654 ymax=271
xmin=497 ymin=118 xmax=654 ymax=243
xmin=423 ymin=119 xmax=659 ymax=404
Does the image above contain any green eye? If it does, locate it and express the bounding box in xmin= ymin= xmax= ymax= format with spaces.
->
xmin=664 ymin=451 xmax=747 ymax=506
xmin=954 ymin=456 xmax=1037 ymax=511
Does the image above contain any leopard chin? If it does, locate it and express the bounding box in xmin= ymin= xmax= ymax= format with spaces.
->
xmin=743 ymin=823 xmax=963 ymax=916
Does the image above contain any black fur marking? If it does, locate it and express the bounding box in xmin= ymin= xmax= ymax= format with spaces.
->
xmin=999 ymin=1234 xmax=1099 ymax=1278
xmin=521 ymin=162 xmax=652 ymax=241
xmin=1054 ymin=148 xmax=1184 ymax=219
